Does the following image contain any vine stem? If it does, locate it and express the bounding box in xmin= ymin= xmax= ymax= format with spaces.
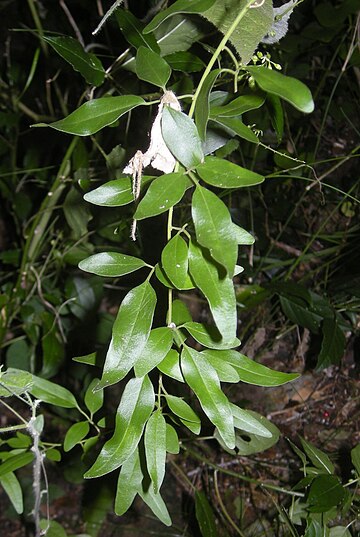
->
xmin=188 ymin=0 xmax=257 ymax=119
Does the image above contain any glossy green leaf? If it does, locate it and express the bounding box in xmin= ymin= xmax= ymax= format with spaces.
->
xmin=203 ymin=0 xmax=273 ymax=64
xmin=231 ymin=404 xmax=271 ymax=438
xmin=36 ymin=95 xmax=145 ymax=135
xmin=0 ymin=368 xmax=33 ymax=397
xmin=162 ymin=107 xmax=204 ymax=169
xmin=144 ymin=0 xmax=216 ymax=33
xmin=195 ymin=69 xmax=221 ymax=140
xmin=164 ymin=51 xmax=205 ymax=72
xmin=45 ymin=449 xmax=61 ymax=462
xmin=308 ymin=475 xmax=345 ymax=512
xmin=211 ymin=116 xmax=259 ymax=143
xmin=115 ymin=449 xmax=143 ymax=516
xmin=232 ymin=411 xmax=279 ymax=455
xmin=64 ymin=421 xmax=90 ymax=452
xmin=192 ymin=185 xmax=237 ymax=275
xmin=84 ymin=178 xmax=133 ymax=207
xmin=72 ymin=352 xmax=97 ymax=366
xmin=317 ymin=318 xmax=345 ymax=370
xmin=166 ymin=394 xmax=201 ymax=425
xmin=188 ymin=240 xmax=237 ymax=343
xmin=181 ymin=345 xmax=235 ymax=449
xmin=180 ymin=417 xmax=201 ymax=435
xmin=157 ymin=349 xmax=184 ymax=383
xmin=202 ymin=349 xmax=240 ymax=383
xmin=0 ymin=472 xmax=23 ymax=514
xmin=134 ymin=173 xmax=189 ymax=220
xmin=155 ymin=262 xmax=195 ymax=291
xmin=172 ymin=299 xmax=193 ymax=325
xmin=138 ymin=485 xmax=172 ymax=526
xmin=300 ymin=437 xmax=334 ymax=474
xmin=145 ymin=411 xmax=167 ymax=493
xmin=134 ymin=327 xmax=173 ymax=377
xmin=166 ymin=424 xmax=180 ymax=454
xmin=161 ymin=235 xmax=189 ymax=289
xmin=116 ymin=10 xmax=160 ymax=52
xmin=43 ymin=36 xmax=105 ymax=86
xmin=84 ymin=378 xmax=103 ymax=415
xmin=30 ymin=376 xmax=78 ymax=408
xmin=203 ymin=350 xmax=299 ymax=386
xmin=79 ymin=252 xmax=148 ymax=278
xmin=233 ymin=224 xmax=255 ymax=245
xmin=210 ymin=94 xmax=265 ymax=117
xmin=154 ymin=15 xmax=206 ymax=56
xmin=136 ymin=47 xmax=171 ymax=88
xmin=183 ymin=322 xmax=240 ymax=350
xmin=85 ymin=376 xmax=154 ymax=478
xmin=351 ymin=443 xmax=360 ymax=475
xmin=0 ymin=452 xmax=34 ymax=478
xmin=97 ymin=281 xmax=156 ymax=389
xmin=195 ymin=491 xmax=218 ymax=537
xmin=246 ymin=66 xmax=314 ymax=113
xmin=196 ymin=157 xmax=264 ymax=189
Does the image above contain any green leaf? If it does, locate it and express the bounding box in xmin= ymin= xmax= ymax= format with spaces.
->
xmin=155 ymin=262 xmax=195 ymax=291
xmin=39 ymin=520 xmax=67 ymax=537
xmin=43 ymin=36 xmax=105 ymax=86
xmin=210 ymin=94 xmax=265 ymax=117
xmin=64 ymin=421 xmax=90 ymax=452
xmin=195 ymin=490 xmax=218 ymax=537
xmin=166 ymin=424 xmax=180 ymax=454
xmin=192 ymin=185 xmax=237 ymax=275
xmin=0 ymin=368 xmax=33 ymax=397
xmin=165 ymin=394 xmax=201 ymax=425
xmin=308 ymin=475 xmax=345 ymax=513
xmin=233 ymin=224 xmax=255 ymax=245
xmin=280 ymin=295 xmax=322 ymax=333
xmin=36 ymin=95 xmax=145 ymax=136
xmin=161 ymin=107 xmax=204 ymax=169
xmin=157 ymin=349 xmax=184 ymax=383
xmin=134 ymin=327 xmax=173 ymax=377
xmin=202 ymin=349 xmax=240 ymax=382
xmin=211 ymin=116 xmax=259 ymax=143
xmin=116 ymin=10 xmax=160 ymax=52
xmin=115 ymin=449 xmax=143 ymax=516
xmin=203 ymin=350 xmax=299 ymax=386
xmin=316 ymin=318 xmax=345 ymax=370
xmin=164 ymin=51 xmax=205 ymax=72
xmin=181 ymin=345 xmax=235 ymax=449
xmin=134 ymin=173 xmax=190 ymax=220
xmin=195 ymin=69 xmax=221 ymax=140
xmin=0 ymin=452 xmax=34 ymax=478
xmin=196 ymin=157 xmax=264 ymax=189
xmin=266 ymin=94 xmax=284 ymax=142
xmin=72 ymin=352 xmax=97 ymax=366
xmin=328 ymin=528 xmax=352 ymax=537
xmin=0 ymin=472 xmax=23 ymax=514
xmin=136 ymin=47 xmax=171 ymax=88
xmin=188 ymin=240 xmax=237 ymax=343
xmin=97 ymin=281 xmax=156 ymax=389
xmin=79 ymin=252 xmax=148 ymax=278
xmin=63 ymin=187 xmax=92 ymax=239
xmin=85 ymin=376 xmax=154 ymax=478
xmin=145 ymin=411 xmax=167 ymax=493
xmin=144 ymin=0 xmax=216 ymax=33
xmin=246 ymin=66 xmax=315 ymax=114
xmin=203 ymin=0 xmax=274 ymax=64
xmin=161 ymin=234 xmax=189 ymax=289
xmin=138 ymin=485 xmax=172 ymax=526
xmin=84 ymin=178 xmax=133 ymax=207
xmin=300 ymin=437 xmax=334 ymax=474
xmin=231 ymin=404 xmax=271 ymax=438
xmin=351 ymin=443 xmax=360 ymax=475
xmin=154 ymin=15 xmax=206 ymax=56
xmin=172 ymin=299 xmax=193 ymax=325
xmin=183 ymin=322 xmax=240 ymax=350
xmin=30 ymin=376 xmax=78 ymax=408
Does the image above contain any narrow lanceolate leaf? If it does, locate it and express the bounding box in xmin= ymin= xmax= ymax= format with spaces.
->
xmin=166 ymin=424 xmax=180 ymax=454
xmin=64 ymin=421 xmax=90 ymax=452
xmin=84 ymin=178 xmax=133 ymax=207
xmin=188 ymin=240 xmax=237 ymax=343
xmin=210 ymin=94 xmax=265 ymax=117
xmin=116 ymin=9 xmax=160 ymax=52
xmin=202 ymin=349 xmax=240 ymax=383
xmin=165 ymin=395 xmax=201 ymax=424
xmin=84 ymin=378 xmax=103 ymax=415
xmin=115 ymin=449 xmax=143 ymax=516
xmin=211 ymin=116 xmax=259 ymax=144
xmin=34 ymin=95 xmax=145 ymax=135
xmin=300 ymin=436 xmax=334 ymax=474
xmin=136 ymin=47 xmax=171 ymax=88
xmin=97 ymin=281 xmax=156 ymax=389
xmin=0 ymin=472 xmax=23 ymax=514
xmin=231 ymin=404 xmax=271 ymax=438
xmin=162 ymin=107 xmax=204 ymax=169
xmin=316 ymin=318 xmax=345 ymax=370
xmin=161 ymin=234 xmax=189 ymax=289
xmin=192 ymin=185 xmax=237 ymax=275
xmin=134 ymin=327 xmax=173 ymax=377
xmin=183 ymin=322 xmax=240 ymax=350
xmin=85 ymin=376 xmax=154 ymax=478
xmin=195 ymin=69 xmax=221 ymax=140
xmin=157 ymin=349 xmax=184 ymax=383
xmin=79 ymin=252 xmax=148 ymax=278
xmin=30 ymin=376 xmax=78 ymax=408
xmin=134 ymin=173 xmax=189 ymax=220
xmin=138 ymin=486 xmax=172 ymax=526
xmin=181 ymin=346 xmax=235 ymax=449
xmin=145 ymin=411 xmax=167 ymax=493
xmin=0 ymin=368 xmax=33 ymax=397
xmin=43 ymin=36 xmax=105 ymax=86
xmin=143 ymin=0 xmax=217 ymax=33
xmin=246 ymin=66 xmax=315 ymax=114
xmin=195 ymin=491 xmax=218 ymax=537
xmin=203 ymin=350 xmax=299 ymax=386
xmin=164 ymin=51 xmax=205 ymax=72
xmin=233 ymin=224 xmax=255 ymax=245
xmin=196 ymin=157 xmax=264 ymax=189
xmin=0 ymin=452 xmax=34 ymax=478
